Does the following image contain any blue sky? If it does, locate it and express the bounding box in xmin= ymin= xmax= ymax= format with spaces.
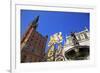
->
xmin=21 ymin=9 xmax=90 ymax=52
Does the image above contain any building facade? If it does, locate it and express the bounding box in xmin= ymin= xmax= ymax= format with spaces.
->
xmin=21 ymin=16 xmax=48 ymax=63
xmin=63 ymin=28 xmax=90 ymax=60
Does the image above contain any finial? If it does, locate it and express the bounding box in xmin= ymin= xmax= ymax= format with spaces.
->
xmin=84 ymin=26 xmax=88 ymax=31
xmin=31 ymin=16 xmax=39 ymax=29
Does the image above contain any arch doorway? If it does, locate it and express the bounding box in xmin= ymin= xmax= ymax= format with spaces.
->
xmin=64 ymin=46 xmax=89 ymax=60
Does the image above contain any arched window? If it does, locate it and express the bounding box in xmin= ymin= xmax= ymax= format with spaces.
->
xmin=84 ymin=32 xmax=88 ymax=39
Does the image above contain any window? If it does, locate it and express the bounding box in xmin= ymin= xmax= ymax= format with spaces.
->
xmin=76 ymin=35 xmax=81 ymax=41
xmin=32 ymin=32 xmax=34 ymax=37
xmin=84 ymin=32 xmax=88 ymax=39
xmin=80 ymin=33 xmax=85 ymax=40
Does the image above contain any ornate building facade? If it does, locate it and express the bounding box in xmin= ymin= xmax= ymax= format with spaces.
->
xmin=63 ymin=28 xmax=89 ymax=60
xmin=21 ymin=16 xmax=48 ymax=63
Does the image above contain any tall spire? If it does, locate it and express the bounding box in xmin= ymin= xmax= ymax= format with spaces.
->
xmin=21 ymin=16 xmax=39 ymax=45
xmin=31 ymin=16 xmax=39 ymax=29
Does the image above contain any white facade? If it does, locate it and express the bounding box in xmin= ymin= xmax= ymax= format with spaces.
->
xmin=63 ymin=28 xmax=90 ymax=60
